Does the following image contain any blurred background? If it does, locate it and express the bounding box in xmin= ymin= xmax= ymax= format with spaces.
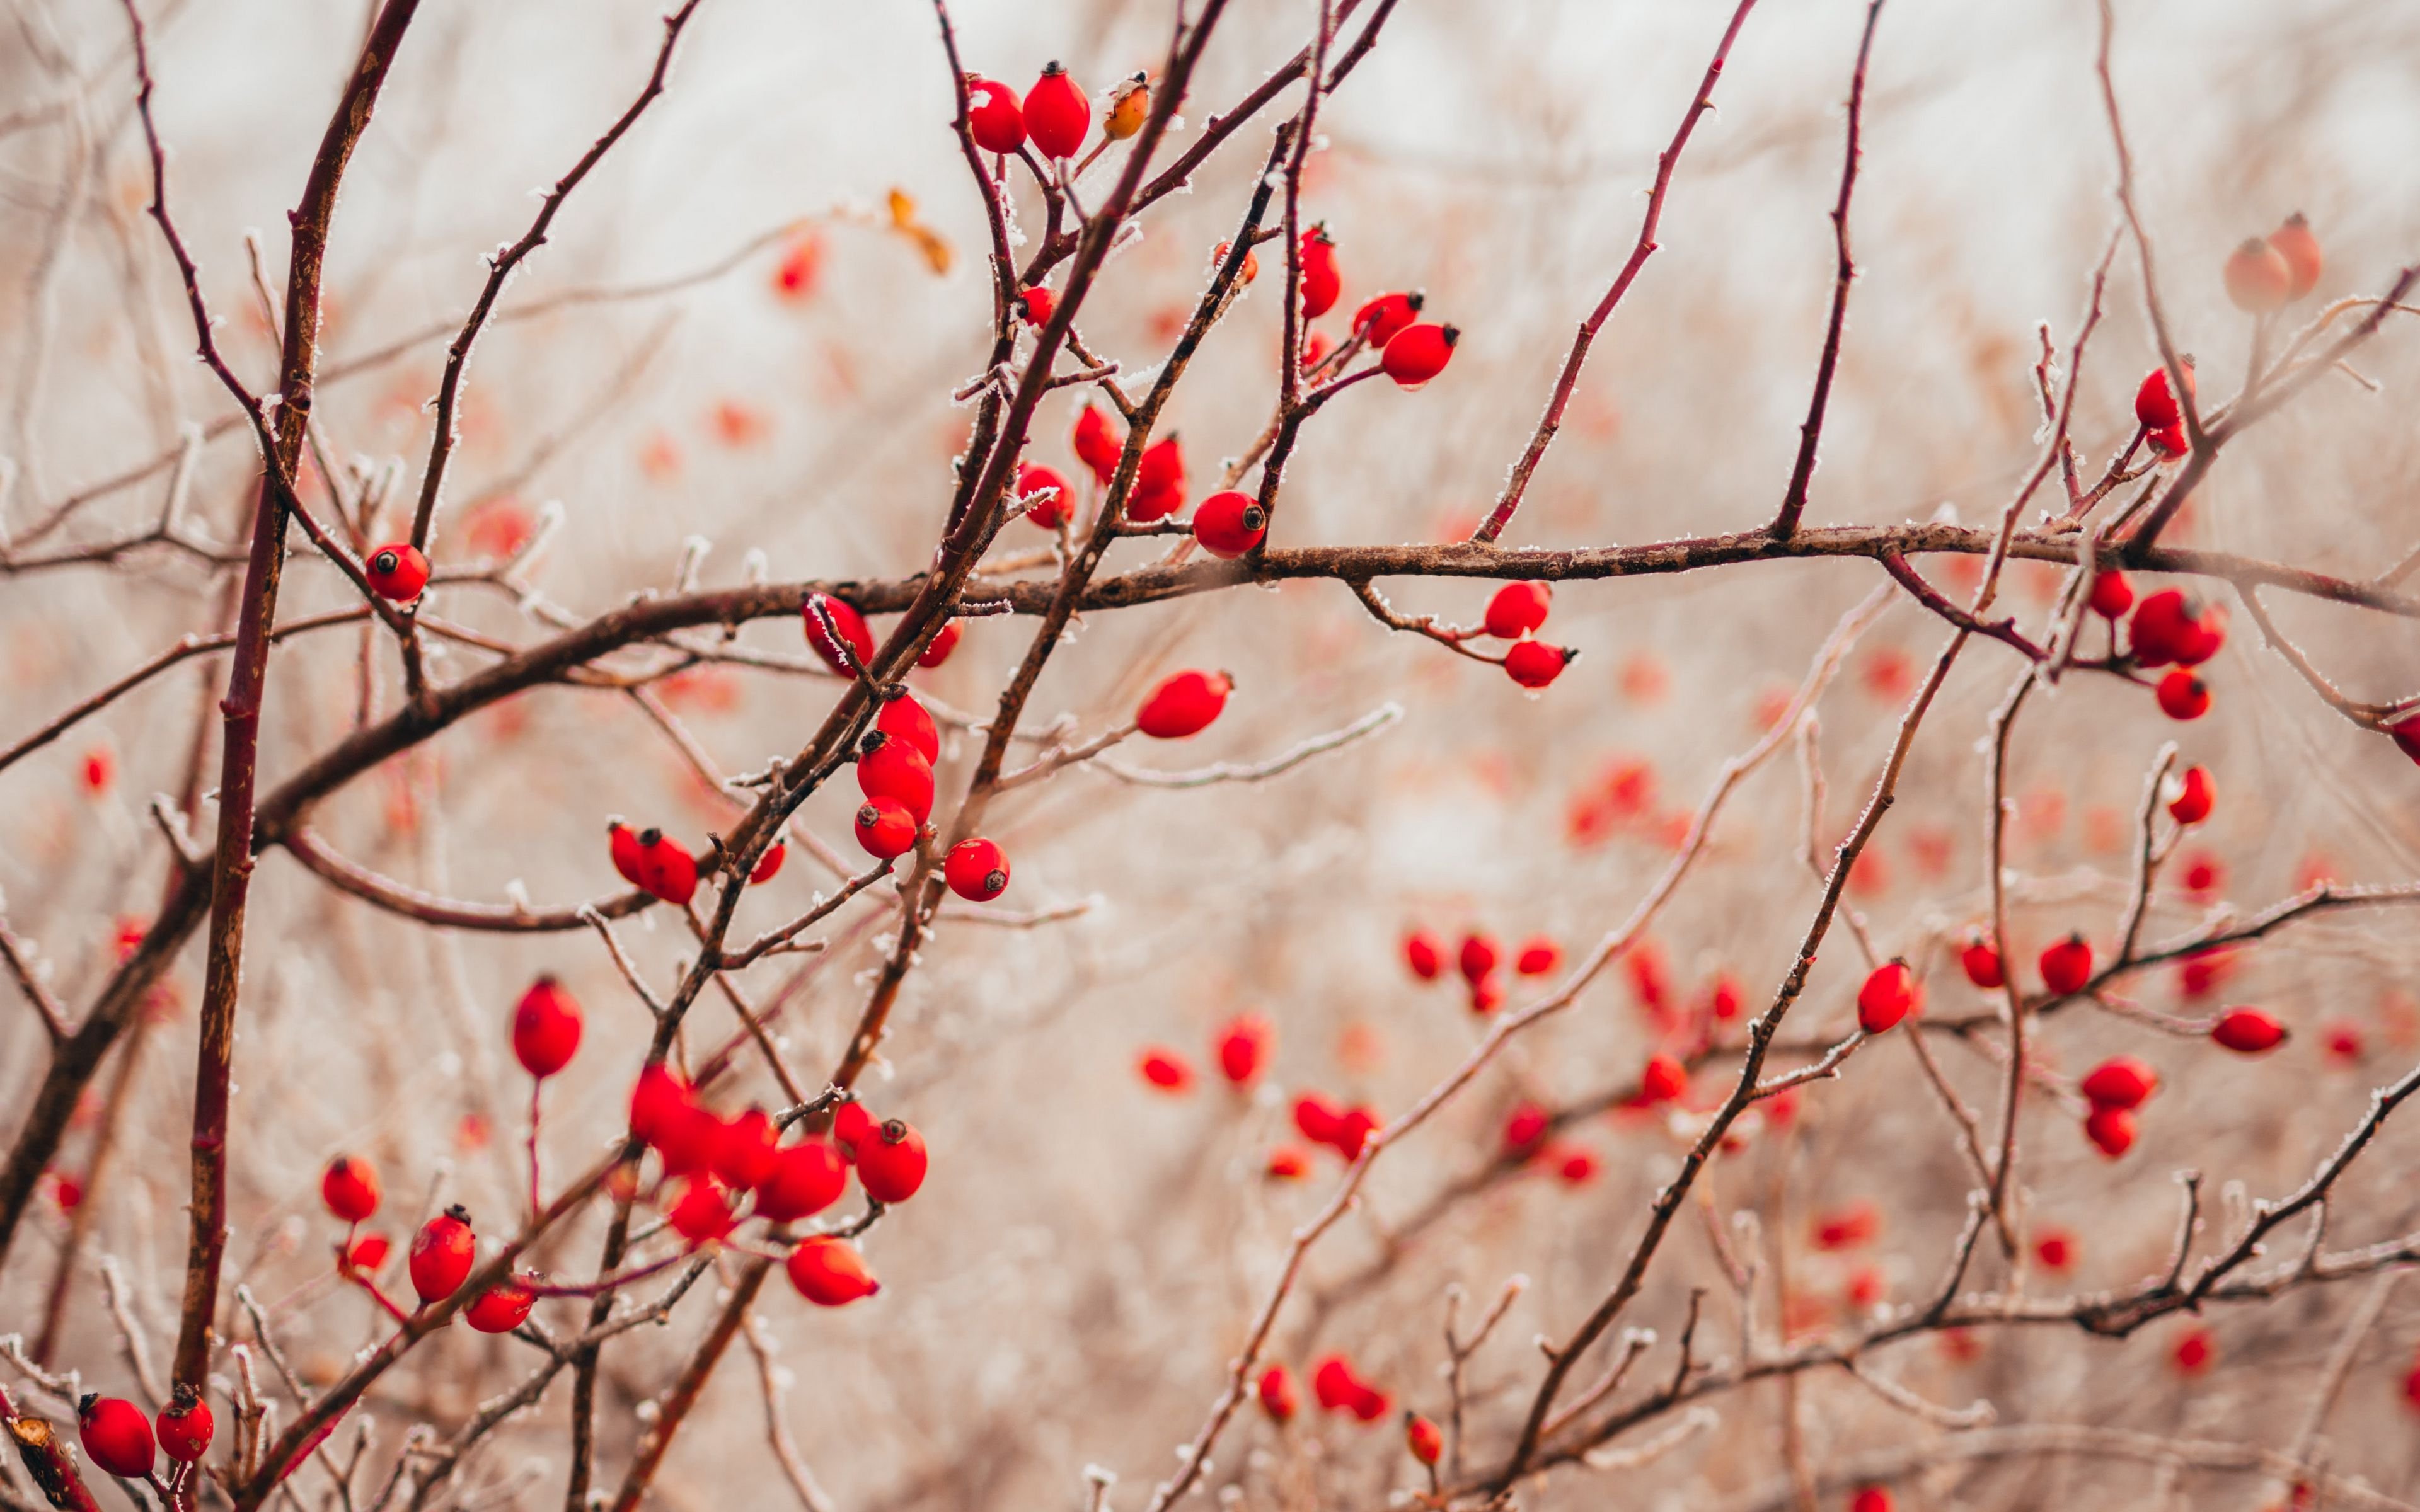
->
xmin=6 ymin=0 xmax=2420 ymax=1506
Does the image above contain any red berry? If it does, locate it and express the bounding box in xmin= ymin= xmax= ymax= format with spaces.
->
xmin=1350 ymin=1384 xmax=1392 ymax=1422
xmin=1502 ymin=640 xmax=1574 ymax=689
xmin=1405 ymin=1413 xmax=1442 ymax=1465
xmin=1856 ymin=961 xmax=1920 ymax=1034
xmin=1019 ymin=463 xmax=1073 ymax=529
xmin=918 ymin=619 xmax=962 ymax=668
xmin=1015 ymin=284 xmax=1055 ymax=328
xmin=654 ymin=1099 xmax=721 ymax=1179
xmin=1190 ymin=490 xmax=1267 ymax=558
xmin=2269 ymin=213 xmax=2322 ymax=301
xmin=751 ymin=841 xmax=788 ymax=883
xmin=1024 ymin=62 xmax=1088 ymax=160
xmin=1137 ymin=669 xmax=1231 ymax=738
xmin=2129 ymin=589 xmax=2194 ymax=665
xmin=967 ymin=76 xmax=1024 ymax=154
xmin=753 ymin=1138 xmax=846 ymax=1222
xmin=877 ymin=692 xmax=940 ymax=765
xmin=1555 ymin=1145 xmax=1599 ymax=1184
xmin=831 ymin=1101 xmax=875 ymax=1160
xmin=364 ymin=542 xmax=430 ymax=602
xmin=1257 ymin=1365 xmax=1297 ymax=1424
xmin=1403 ymin=929 xmax=1444 ymax=980
xmin=1380 ymin=323 xmax=1458 ymax=387
xmin=2224 ymin=236 xmax=2292 ymax=312
xmin=1214 ymin=1015 xmax=1271 ymax=1085
xmin=1129 ymin=434 xmax=1185 ymax=522
xmin=465 ymin=1274 xmax=537 ymax=1334
xmin=1960 ymin=936 xmax=2005 ymax=989
xmin=408 ymin=1205 xmax=476 ymax=1306
xmin=855 ymin=798 xmax=917 ymax=859
xmin=666 ymin=1175 xmax=737 ymax=1245
xmin=630 ymin=1065 xmax=688 ymax=1145
xmin=1503 ymin=1102 xmax=1550 ymax=1153
xmin=2084 ymin=1105 xmax=2137 ymax=1158
xmin=2169 ymin=765 xmax=2215 ymax=824
xmin=2148 ymin=423 xmax=2189 ymax=458
xmin=2211 ymin=1007 xmax=2288 ymax=1053
xmin=1468 ymin=976 xmax=1504 ymax=1016
xmin=608 ymin=821 xmax=646 ymax=886
xmin=2157 ymin=670 xmax=2211 ymax=721
xmin=2322 ymin=1020 xmax=2365 ymax=1063
xmin=1264 ymin=1146 xmax=1310 ymax=1179
xmin=1638 ymin=1053 xmax=1688 ymax=1105
xmin=1139 ymin=1048 xmax=1195 ymax=1092
xmin=1073 ymin=404 xmax=1121 ymax=485
xmin=2088 ymin=570 xmax=2135 ymax=619
xmin=1457 ymin=931 xmax=1499 ymax=985
xmin=786 ymin=1237 xmax=879 ymax=1306
xmin=1484 ymin=581 xmax=1552 ymax=639
xmin=2172 ymin=1324 xmax=2217 ymax=1375
xmin=858 ymin=736 xmax=935 ymax=823
xmin=635 ymin=828 xmax=700 ymax=906
xmin=2079 ymin=1056 xmax=2159 ymax=1111
xmin=856 ymin=1118 xmax=928 ymax=1203
xmin=943 ymin=837 xmax=1010 ymax=901
xmin=1298 ymin=227 xmax=1340 ymax=320
xmin=511 ymin=975 xmax=583 ymax=1079
xmin=322 ymin=1154 xmax=381 ymax=1223
xmin=78 ymin=1395 xmax=156 ymax=1479
xmin=1707 ymin=975 xmax=1744 ymax=1020
xmin=712 ymin=1106 xmax=780 ymax=1190
xmin=1516 ymin=936 xmax=1560 ymax=976
xmin=1330 ymin=1105 xmax=1380 ymax=1160
xmin=2040 ymin=933 xmax=2094 ymax=995
xmin=1351 ymin=290 xmax=1424 ymax=348
xmin=2032 ymin=1227 xmax=2077 ymax=1273
xmin=156 ymin=1384 xmax=214 ymax=1464
xmin=1293 ymin=1093 xmax=1342 ymax=1146
xmin=2133 ymin=362 xmax=2194 ymax=430
xmin=1850 ymin=1488 xmax=1894 ymax=1512
xmin=344 ymin=1231 xmax=391 ymax=1272
xmin=1814 ymin=1201 xmax=1882 ymax=1251
xmin=802 ymin=593 xmax=874 ymax=675
xmin=2388 ymin=712 xmax=2420 ymax=766
xmin=1311 ymin=1355 xmax=1360 ymax=1412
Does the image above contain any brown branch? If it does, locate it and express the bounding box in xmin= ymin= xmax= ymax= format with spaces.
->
xmin=1769 ymin=0 xmax=1888 ymax=540
xmin=405 ymin=0 xmax=706 ymax=556
xmin=162 ymin=0 xmax=425 ymax=1400
xmin=1476 ymin=0 xmax=1761 ymax=544
xmin=283 ymin=829 xmax=655 ymax=931
xmin=1494 ymin=605 xmax=1973 ymax=1489
xmin=1878 ymin=552 xmax=2045 ymax=658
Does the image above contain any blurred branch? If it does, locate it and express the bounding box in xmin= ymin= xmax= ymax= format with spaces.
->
xmin=1478 ymin=0 xmax=1761 ymax=545
xmin=1769 ymin=0 xmax=1887 ymax=540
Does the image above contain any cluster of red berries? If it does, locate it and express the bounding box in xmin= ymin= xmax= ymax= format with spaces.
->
xmin=608 ymin=820 xmax=712 ymax=905
xmin=1289 ymin=1091 xmax=1382 ymax=1166
xmin=1482 ymin=581 xmax=1575 ymax=689
xmin=802 ymin=593 xmax=960 ymax=677
xmin=1135 ymin=1013 xmax=1272 ymax=1094
xmin=2078 ymin=1054 xmax=2160 ymax=1158
xmin=1499 ymin=1101 xmax=1599 ymax=1184
xmin=76 ymin=1385 xmax=214 ymax=1486
xmin=1403 ymin=925 xmax=1560 ymax=1014
xmin=964 ymin=62 xmax=1146 ymax=166
xmin=2089 ymin=571 xmax=2228 ymax=722
xmin=2223 ymin=213 xmax=2324 ymax=312
xmin=624 ymin=1067 xmax=924 ymax=1307
xmin=1253 ymin=1354 xmax=1392 ymax=1425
